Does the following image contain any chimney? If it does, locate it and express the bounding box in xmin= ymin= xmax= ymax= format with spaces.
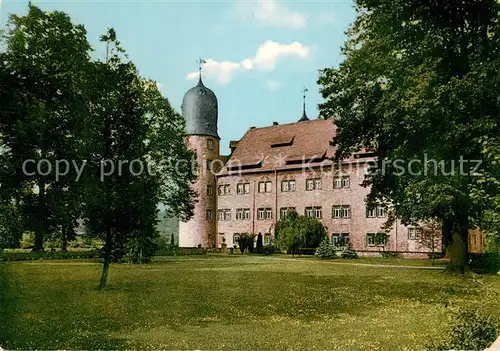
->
xmin=273 ymin=122 xmax=279 ymax=126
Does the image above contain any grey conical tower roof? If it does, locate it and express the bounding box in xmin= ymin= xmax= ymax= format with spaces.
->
xmin=181 ymin=76 xmax=219 ymax=139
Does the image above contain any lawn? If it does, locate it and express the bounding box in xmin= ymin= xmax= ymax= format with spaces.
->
xmin=1 ymin=255 xmax=499 ymax=350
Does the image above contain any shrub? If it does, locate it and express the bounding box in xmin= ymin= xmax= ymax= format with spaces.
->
xmin=428 ymin=252 xmax=446 ymax=260
xmin=429 ymin=309 xmax=499 ymax=351
xmin=469 ymin=253 xmax=500 ymax=274
xmin=263 ymin=242 xmax=280 ymax=255
xmin=381 ymin=251 xmax=402 ymax=259
xmin=236 ymin=233 xmax=255 ymax=254
xmin=315 ymin=238 xmax=336 ymax=259
xmin=340 ymin=248 xmax=359 ymax=259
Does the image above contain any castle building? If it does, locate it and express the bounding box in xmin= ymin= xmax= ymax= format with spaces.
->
xmin=178 ymin=71 xmax=456 ymax=255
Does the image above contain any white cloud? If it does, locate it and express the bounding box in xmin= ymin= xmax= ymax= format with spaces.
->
xmin=265 ymin=80 xmax=281 ymax=91
xmin=186 ymin=40 xmax=310 ymax=85
xmin=234 ymin=0 xmax=307 ymax=29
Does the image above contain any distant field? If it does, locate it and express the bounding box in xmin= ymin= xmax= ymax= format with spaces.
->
xmin=1 ymin=255 xmax=498 ymax=350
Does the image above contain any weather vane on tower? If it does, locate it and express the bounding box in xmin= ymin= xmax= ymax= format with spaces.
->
xmin=197 ymin=57 xmax=206 ymax=80
xmin=302 ymin=86 xmax=308 ymax=113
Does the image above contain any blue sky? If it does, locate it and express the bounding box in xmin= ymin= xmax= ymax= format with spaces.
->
xmin=1 ymin=0 xmax=356 ymax=154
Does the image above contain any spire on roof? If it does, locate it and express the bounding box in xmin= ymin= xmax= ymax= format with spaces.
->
xmin=196 ymin=57 xmax=206 ymax=85
xmin=298 ymin=86 xmax=310 ymax=122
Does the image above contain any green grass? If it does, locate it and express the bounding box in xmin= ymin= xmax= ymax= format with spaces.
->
xmin=1 ymin=255 xmax=499 ymax=350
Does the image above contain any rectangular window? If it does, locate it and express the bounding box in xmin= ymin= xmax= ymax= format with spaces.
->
xmin=366 ymin=208 xmax=377 ymax=218
xmin=332 ymin=206 xmax=342 ymax=219
xmin=236 ymin=209 xmax=244 ymax=220
xmin=258 ymin=181 xmax=272 ymax=193
xmin=237 ymin=183 xmax=244 ymax=195
xmin=259 ymin=182 xmax=265 ymax=193
xmin=264 ymin=234 xmax=272 ymax=245
xmin=314 ymin=207 xmax=322 ymax=219
xmin=306 ymin=178 xmax=321 ymax=191
xmin=342 ymin=206 xmax=351 ymax=219
xmin=218 ymin=209 xmax=231 ymax=221
xmin=236 ymin=183 xmax=250 ymax=195
xmin=265 ymin=208 xmax=272 ymax=219
xmin=206 ymin=160 xmax=211 ymax=170
xmin=408 ymin=227 xmax=422 ymax=240
xmin=377 ymin=206 xmax=386 ymax=218
xmin=205 ymin=209 xmax=214 ymax=221
xmin=218 ymin=184 xmax=230 ymax=196
xmin=367 ymin=233 xmax=376 ymax=246
xmin=332 ymin=205 xmax=350 ymax=219
xmin=305 ymin=207 xmax=314 ymax=218
xmin=236 ymin=208 xmax=250 ymax=220
xmin=367 ymin=232 xmax=387 ymax=246
xmin=207 ymin=185 xmax=214 ymax=196
xmin=342 ymin=177 xmax=350 ymax=188
xmin=305 ymin=206 xmax=322 ymax=218
xmin=207 ymin=139 xmax=214 ymax=150
xmin=314 ymin=178 xmax=322 ymax=190
xmin=243 ymin=208 xmax=251 ymax=220
xmin=258 ymin=208 xmax=272 ymax=220
xmin=281 ymin=180 xmax=296 ymax=192
xmin=257 ymin=208 xmax=265 ymax=220
xmin=367 ymin=206 xmax=387 ymax=218
xmin=280 ymin=207 xmax=296 ymax=218
xmin=331 ymin=233 xmax=350 ymax=246
xmin=334 ymin=176 xmax=350 ymax=189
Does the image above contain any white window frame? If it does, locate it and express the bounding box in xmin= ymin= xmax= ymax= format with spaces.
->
xmin=207 ymin=185 xmax=214 ymax=196
xmin=265 ymin=208 xmax=272 ymax=219
xmin=314 ymin=207 xmax=322 ymax=219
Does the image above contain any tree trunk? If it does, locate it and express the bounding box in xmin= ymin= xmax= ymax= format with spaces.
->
xmin=442 ymin=217 xmax=453 ymax=258
xmin=98 ymin=227 xmax=112 ymax=290
xmin=445 ymin=216 xmax=469 ymax=274
xmin=61 ymin=223 xmax=68 ymax=252
xmin=98 ymin=257 xmax=110 ymax=290
xmin=33 ymin=180 xmax=46 ymax=252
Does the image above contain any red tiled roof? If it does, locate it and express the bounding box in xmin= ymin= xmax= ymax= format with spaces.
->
xmin=219 ymin=119 xmax=338 ymax=175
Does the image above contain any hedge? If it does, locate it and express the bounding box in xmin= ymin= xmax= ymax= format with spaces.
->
xmin=1 ymin=250 xmax=101 ymax=261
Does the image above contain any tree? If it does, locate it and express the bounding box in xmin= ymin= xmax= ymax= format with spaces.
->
xmin=83 ymin=29 xmax=196 ymax=289
xmin=256 ymin=233 xmax=263 ymax=253
xmin=318 ymin=0 xmax=500 ymax=273
xmin=275 ymin=211 xmax=327 ymax=257
xmin=0 ymin=4 xmax=91 ymax=251
xmin=236 ymin=233 xmax=254 ymax=254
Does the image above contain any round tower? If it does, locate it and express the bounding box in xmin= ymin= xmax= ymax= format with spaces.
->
xmin=179 ymin=71 xmax=219 ymax=248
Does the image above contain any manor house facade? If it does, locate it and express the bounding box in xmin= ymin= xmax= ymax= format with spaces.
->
xmin=178 ymin=75 xmax=484 ymax=254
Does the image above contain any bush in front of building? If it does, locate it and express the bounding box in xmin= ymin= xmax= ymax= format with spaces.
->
xmin=236 ymin=233 xmax=255 ymax=254
xmin=275 ymin=211 xmax=327 ymax=257
xmin=340 ymin=248 xmax=359 ymax=259
xmin=262 ymin=242 xmax=280 ymax=255
xmin=315 ymin=238 xmax=336 ymax=259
